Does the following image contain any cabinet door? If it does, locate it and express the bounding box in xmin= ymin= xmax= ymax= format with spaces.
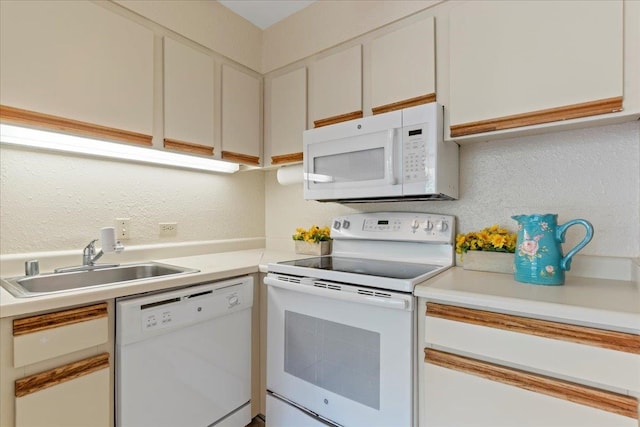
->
xmin=15 ymin=354 xmax=110 ymax=427
xmin=423 ymin=350 xmax=637 ymax=427
xmin=265 ymin=67 xmax=307 ymax=166
xmin=221 ymin=64 xmax=262 ymax=166
xmin=311 ymin=45 xmax=362 ymax=127
xmin=13 ymin=303 xmax=109 ymax=368
xmin=370 ymin=17 xmax=436 ymax=114
xmin=0 ymin=0 xmax=154 ymax=143
xmin=449 ymin=0 xmax=623 ymax=138
xmin=164 ymin=37 xmax=215 ymax=156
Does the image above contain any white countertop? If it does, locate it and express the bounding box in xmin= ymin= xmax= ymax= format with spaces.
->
xmin=3 ymin=249 xmax=639 ymax=336
xmin=415 ymin=267 xmax=640 ymax=334
xmin=0 ymin=248 xmax=303 ymax=319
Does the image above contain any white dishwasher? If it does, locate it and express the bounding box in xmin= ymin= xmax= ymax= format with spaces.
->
xmin=116 ymin=275 xmax=253 ymax=427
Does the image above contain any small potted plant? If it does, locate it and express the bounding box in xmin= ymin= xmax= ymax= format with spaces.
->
xmin=292 ymin=225 xmax=332 ymax=255
xmin=455 ymin=225 xmax=517 ymax=274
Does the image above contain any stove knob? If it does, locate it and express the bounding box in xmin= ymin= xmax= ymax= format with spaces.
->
xmin=333 ymin=220 xmax=341 ymax=230
xmin=436 ymin=221 xmax=449 ymax=232
xmin=424 ymin=220 xmax=434 ymax=231
xmin=410 ymin=219 xmax=420 ymax=233
xmin=342 ymin=220 xmax=350 ymax=229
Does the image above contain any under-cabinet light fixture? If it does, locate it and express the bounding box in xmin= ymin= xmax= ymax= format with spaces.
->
xmin=0 ymin=124 xmax=240 ymax=174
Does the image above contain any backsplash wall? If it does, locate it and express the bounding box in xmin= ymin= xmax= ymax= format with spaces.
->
xmin=265 ymin=121 xmax=640 ymax=258
xmin=0 ymin=146 xmax=266 ymax=254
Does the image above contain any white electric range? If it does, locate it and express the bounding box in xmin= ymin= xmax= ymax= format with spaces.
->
xmin=265 ymin=212 xmax=455 ymax=427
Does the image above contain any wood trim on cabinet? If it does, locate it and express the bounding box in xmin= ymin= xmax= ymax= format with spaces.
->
xmin=15 ymin=352 xmax=109 ymax=398
xmin=271 ymin=152 xmax=303 ymax=165
xmin=13 ymin=303 xmax=108 ymax=337
xmin=426 ymin=303 xmax=640 ymax=355
xmin=424 ymin=349 xmax=638 ymax=419
xmin=0 ymin=105 xmax=153 ymax=146
xmin=449 ymin=96 xmax=623 ymax=137
xmin=313 ymin=110 xmax=363 ymax=128
xmin=163 ymin=138 xmax=214 ymax=156
xmin=221 ymin=150 xmax=260 ymax=166
xmin=372 ymin=93 xmax=437 ymax=115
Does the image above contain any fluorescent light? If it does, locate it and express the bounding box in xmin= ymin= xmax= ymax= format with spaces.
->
xmin=0 ymin=124 xmax=240 ymax=174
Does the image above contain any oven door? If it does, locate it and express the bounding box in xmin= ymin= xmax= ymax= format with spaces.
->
xmin=265 ymin=275 xmax=416 ymax=427
xmin=303 ymin=111 xmax=403 ymax=201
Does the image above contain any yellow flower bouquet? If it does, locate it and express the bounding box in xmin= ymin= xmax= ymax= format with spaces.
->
xmin=456 ymin=225 xmax=517 ymax=254
xmin=292 ymin=225 xmax=332 ymax=243
xmin=293 ymin=225 xmax=332 ymax=255
xmin=456 ymin=225 xmax=517 ymax=274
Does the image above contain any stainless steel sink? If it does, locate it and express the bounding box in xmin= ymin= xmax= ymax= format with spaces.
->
xmin=1 ymin=262 xmax=199 ymax=298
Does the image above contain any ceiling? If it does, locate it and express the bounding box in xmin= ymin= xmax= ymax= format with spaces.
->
xmin=218 ymin=0 xmax=316 ymax=29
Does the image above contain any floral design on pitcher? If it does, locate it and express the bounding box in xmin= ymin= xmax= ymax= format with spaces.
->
xmin=517 ymin=229 xmax=547 ymax=261
xmin=540 ymin=265 xmax=556 ymax=277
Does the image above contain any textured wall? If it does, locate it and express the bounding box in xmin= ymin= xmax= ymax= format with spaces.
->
xmin=0 ymin=147 xmax=265 ymax=254
xmin=266 ymin=121 xmax=640 ymax=257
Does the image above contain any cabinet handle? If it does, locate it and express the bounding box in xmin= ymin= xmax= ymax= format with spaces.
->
xmin=372 ymin=93 xmax=436 ymax=115
xmin=313 ymin=110 xmax=363 ymax=128
xmin=163 ymin=138 xmax=214 ymax=156
xmin=13 ymin=302 xmax=108 ymax=336
xmin=0 ymin=105 xmax=153 ymax=146
xmin=271 ymin=152 xmax=303 ymax=165
xmin=449 ymin=96 xmax=623 ymax=137
xmin=425 ymin=348 xmax=638 ymax=419
xmin=426 ymin=302 xmax=640 ymax=354
xmin=221 ymin=150 xmax=260 ymax=166
xmin=15 ymin=353 xmax=109 ymax=398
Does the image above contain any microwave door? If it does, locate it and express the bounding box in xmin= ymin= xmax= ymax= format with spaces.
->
xmin=304 ymin=129 xmax=402 ymax=200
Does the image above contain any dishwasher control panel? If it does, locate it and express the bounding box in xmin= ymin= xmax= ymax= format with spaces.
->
xmin=116 ymin=276 xmax=253 ymax=345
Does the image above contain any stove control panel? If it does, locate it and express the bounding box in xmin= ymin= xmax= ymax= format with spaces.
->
xmin=331 ymin=212 xmax=455 ymax=243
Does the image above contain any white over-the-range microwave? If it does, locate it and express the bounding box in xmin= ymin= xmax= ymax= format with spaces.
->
xmin=303 ymin=103 xmax=459 ymax=202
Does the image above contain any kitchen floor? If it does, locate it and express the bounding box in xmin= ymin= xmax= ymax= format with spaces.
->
xmin=247 ymin=415 xmax=265 ymax=427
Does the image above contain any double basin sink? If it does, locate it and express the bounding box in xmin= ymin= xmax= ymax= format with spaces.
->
xmin=1 ymin=262 xmax=199 ymax=298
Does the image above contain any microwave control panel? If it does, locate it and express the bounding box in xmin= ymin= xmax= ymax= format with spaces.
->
xmin=403 ymin=126 xmax=428 ymax=183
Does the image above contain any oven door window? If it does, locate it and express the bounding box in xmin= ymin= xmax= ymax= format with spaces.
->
xmin=284 ymin=310 xmax=380 ymax=410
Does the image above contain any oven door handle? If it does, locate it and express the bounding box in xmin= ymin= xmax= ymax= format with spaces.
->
xmin=264 ymin=277 xmax=411 ymax=311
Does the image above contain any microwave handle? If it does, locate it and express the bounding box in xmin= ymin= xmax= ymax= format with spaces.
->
xmin=385 ymin=129 xmax=396 ymax=185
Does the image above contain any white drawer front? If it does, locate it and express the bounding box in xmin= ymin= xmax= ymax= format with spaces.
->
xmin=425 ymin=309 xmax=640 ymax=394
xmin=424 ymin=362 xmax=637 ymax=427
xmin=13 ymin=303 xmax=109 ymax=368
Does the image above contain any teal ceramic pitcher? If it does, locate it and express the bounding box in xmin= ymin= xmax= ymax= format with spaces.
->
xmin=511 ymin=214 xmax=593 ymax=285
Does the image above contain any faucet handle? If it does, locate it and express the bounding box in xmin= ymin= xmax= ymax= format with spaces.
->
xmin=83 ymin=239 xmax=99 ymax=256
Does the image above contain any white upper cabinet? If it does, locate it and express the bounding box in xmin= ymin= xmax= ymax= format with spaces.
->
xmin=163 ymin=37 xmax=215 ymax=155
xmin=448 ymin=0 xmax=623 ymax=138
xmin=221 ymin=64 xmax=262 ymax=166
xmin=311 ymin=45 xmax=362 ymax=127
xmin=265 ymin=67 xmax=307 ymax=166
xmin=370 ymin=17 xmax=436 ymax=114
xmin=0 ymin=0 xmax=154 ymax=140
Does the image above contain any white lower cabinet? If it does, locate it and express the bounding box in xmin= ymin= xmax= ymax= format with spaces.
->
xmin=0 ymin=302 xmax=113 ymax=427
xmin=15 ymin=356 xmax=110 ymax=427
xmin=424 ymin=359 xmax=636 ymax=427
xmin=420 ymin=301 xmax=640 ymax=427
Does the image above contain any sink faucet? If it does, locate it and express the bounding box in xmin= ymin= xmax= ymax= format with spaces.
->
xmin=83 ymin=239 xmax=104 ymax=266
xmin=54 ymin=234 xmax=124 ymax=274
